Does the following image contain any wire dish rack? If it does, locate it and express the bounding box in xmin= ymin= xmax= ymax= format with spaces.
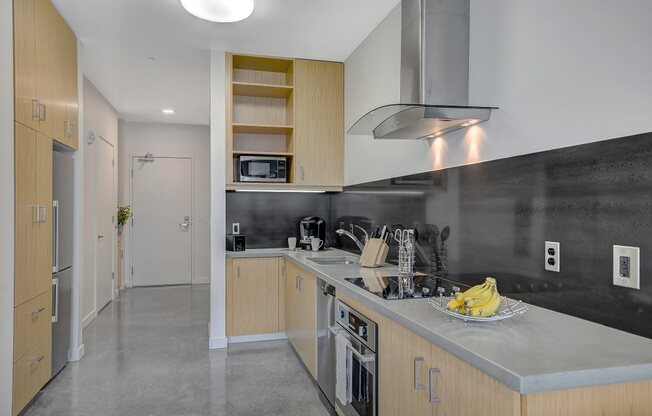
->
xmin=429 ymin=293 xmax=529 ymax=322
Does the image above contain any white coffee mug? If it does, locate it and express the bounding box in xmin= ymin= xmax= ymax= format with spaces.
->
xmin=288 ymin=237 xmax=297 ymax=250
xmin=310 ymin=237 xmax=324 ymax=252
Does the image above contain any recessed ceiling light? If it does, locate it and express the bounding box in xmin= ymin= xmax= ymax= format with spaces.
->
xmin=162 ymin=108 xmax=175 ymax=115
xmin=180 ymin=0 xmax=254 ymax=23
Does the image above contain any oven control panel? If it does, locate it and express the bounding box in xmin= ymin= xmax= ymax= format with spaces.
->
xmin=336 ymin=300 xmax=377 ymax=351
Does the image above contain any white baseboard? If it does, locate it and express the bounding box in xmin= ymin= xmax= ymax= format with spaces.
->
xmin=209 ymin=336 xmax=228 ymax=349
xmin=192 ymin=276 xmax=210 ymax=284
xmin=228 ymin=332 xmax=288 ymax=344
xmin=68 ymin=344 xmax=85 ymax=361
xmin=82 ymin=310 xmax=98 ymax=329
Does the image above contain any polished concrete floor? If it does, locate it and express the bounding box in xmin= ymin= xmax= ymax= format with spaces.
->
xmin=26 ymin=285 xmax=328 ymax=416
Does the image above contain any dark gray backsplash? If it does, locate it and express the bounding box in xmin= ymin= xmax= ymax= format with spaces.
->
xmin=332 ymin=132 xmax=652 ymax=339
xmin=225 ymin=192 xmax=332 ymax=248
xmin=226 ymin=131 xmax=652 ymax=338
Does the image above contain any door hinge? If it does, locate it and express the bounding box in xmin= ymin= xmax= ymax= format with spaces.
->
xmin=112 ymin=159 xmax=115 ymax=167
xmin=131 ymin=267 xmax=133 ymax=275
xmin=112 ymin=272 xmax=115 ymax=279
xmin=131 ymin=218 xmax=134 ymax=226
xmin=112 ymin=215 xmax=115 ymax=223
xmin=131 ymin=169 xmax=133 ymax=177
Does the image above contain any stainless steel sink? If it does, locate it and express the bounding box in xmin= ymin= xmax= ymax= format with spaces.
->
xmin=307 ymin=256 xmax=359 ymax=266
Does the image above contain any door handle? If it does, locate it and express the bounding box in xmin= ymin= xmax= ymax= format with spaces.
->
xmin=179 ymin=216 xmax=191 ymax=231
xmin=52 ymin=277 xmax=59 ymax=323
xmin=31 ymin=205 xmax=40 ymax=223
xmin=52 ymin=201 xmax=59 ymax=272
xmin=429 ymin=368 xmax=441 ymax=404
xmin=39 ymin=205 xmax=47 ymax=223
xmin=236 ymin=266 xmax=240 ymax=278
xmin=414 ymin=357 xmax=425 ymax=390
xmin=39 ymin=104 xmax=47 ymax=121
xmin=98 ymin=235 xmax=104 ymax=240
xmin=298 ymin=276 xmax=303 ymax=292
xmin=32 ymin=99 xmax=41 ymax=120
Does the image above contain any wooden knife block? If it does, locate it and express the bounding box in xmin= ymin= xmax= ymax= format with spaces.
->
xmin=360 ymin=238 xmax=389 ymax=268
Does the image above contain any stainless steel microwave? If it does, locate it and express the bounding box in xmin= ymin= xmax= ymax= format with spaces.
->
xmin=235 ymin=155 xmax=287 ymax=183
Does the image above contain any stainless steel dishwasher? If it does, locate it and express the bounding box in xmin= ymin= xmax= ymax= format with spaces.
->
xmin=317 ymin=278 xmax=336 ymax=412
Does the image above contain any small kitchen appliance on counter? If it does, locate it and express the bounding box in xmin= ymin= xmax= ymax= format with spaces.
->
xmin=299 ymin=216 xmax=325 ymax=251
xmin=226 ymin=234 xmax=246 ymax=252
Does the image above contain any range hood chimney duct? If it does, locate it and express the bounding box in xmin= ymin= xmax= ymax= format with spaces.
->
xmin=349 ymin=0 xmax=496 ymax=140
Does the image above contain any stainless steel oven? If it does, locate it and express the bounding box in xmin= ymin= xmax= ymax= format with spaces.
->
xmin=235 ymin=155 xmax=287 ymax=183
xmin=329 ymin=300 xmax=377 ymax=416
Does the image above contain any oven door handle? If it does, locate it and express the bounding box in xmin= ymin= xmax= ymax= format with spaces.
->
xmin=328 ymin=325 xmax=376 ymax=363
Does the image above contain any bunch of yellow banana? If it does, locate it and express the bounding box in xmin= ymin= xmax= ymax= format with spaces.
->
xmin=446 ymin=277 xmax=502 ymax=317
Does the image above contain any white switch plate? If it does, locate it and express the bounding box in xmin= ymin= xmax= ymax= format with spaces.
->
xmin=545 ymin=241 xmax=560 ymax=272
xmin=232 ymin=223 xmax=240 ymax=235
xmin=613 ymin=245 xmax=640 ymax=289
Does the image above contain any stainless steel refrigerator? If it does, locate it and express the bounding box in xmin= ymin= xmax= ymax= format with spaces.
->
xmin=52 ymin=151 xmax=74 ymax=377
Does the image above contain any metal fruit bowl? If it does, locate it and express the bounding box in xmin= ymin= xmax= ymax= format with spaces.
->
xmin=429 ymin=293 xmax=529 ymax=322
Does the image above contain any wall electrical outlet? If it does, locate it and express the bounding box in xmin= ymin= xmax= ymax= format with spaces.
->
xmin=613 ymin=245 xmax=640 ymax=289
xmin=545 ymin=241 xmax=560 ymax=272
xmin=232 ymin=223 xmax=240 ymax=235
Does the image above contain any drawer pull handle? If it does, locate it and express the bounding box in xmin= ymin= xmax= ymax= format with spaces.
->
xmin=31 ymin=355 xmax=45 ymax=366
xmin=32 ymin=307 xmax=46 ymax=315
xmin=414 ymin=357 xmax=425 ymax=390
xmin=429 ymin=368 xmax=441 ymax=404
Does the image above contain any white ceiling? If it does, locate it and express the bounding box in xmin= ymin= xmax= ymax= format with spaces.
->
xmin=51 ymin=0 xmax=401 ymax=125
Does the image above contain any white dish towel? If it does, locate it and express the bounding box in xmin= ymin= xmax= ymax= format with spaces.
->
xmin=335 ymin=331 xmax=353 ymax=405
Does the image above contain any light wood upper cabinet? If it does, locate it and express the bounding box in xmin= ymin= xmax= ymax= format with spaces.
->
xmin=13 ymin=0 xmax=78 ymax=149
xmin=294 ymin=59 xmax=344 ymax=187
xmin=13 ymin=0 xmax=37 ymax=130
xmin=227 ymin=257 xmax=280 ymax=336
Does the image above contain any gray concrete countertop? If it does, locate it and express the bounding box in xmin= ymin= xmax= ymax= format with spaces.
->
xmin=226 ymin=248 xmax=652 ymax=394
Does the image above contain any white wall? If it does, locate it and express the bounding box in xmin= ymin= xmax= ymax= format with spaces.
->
xmin=0 ymin=0 xmax=15 ymax=411
xmin=345 ymin=0 xmax=652 ymax=185
xmin=82 ymin=77 xmax=119 ymax=327
xmin=118 ymin=121 xmax=211 ymax=285
xmin=209 ymin=50 xmax=227 ymax=349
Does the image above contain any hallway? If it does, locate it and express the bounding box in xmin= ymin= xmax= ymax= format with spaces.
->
xmin=25 ymin=286 xmax=327 ymax=416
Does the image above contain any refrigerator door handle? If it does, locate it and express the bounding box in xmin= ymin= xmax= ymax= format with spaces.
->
xmin=52 ymin=277 xmax=59 ymax=323
xmin=52 ymin=200 xmax=60 ymax=273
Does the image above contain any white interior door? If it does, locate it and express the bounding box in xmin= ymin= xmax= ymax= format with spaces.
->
xmin=96 ymin=139 xmax=114 ymax=310
xmin=131 ymin=157 xmax=192 ymax=286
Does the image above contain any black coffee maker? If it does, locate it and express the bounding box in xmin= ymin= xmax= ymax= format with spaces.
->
xmin=299 ymin=216 xmax=326 ymax=251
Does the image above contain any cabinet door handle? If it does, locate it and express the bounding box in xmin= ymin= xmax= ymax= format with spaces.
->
xmin=295 ymin=275 xmax=300 ymax=290
xmin=39 ymin=205 xmax=47 ymax=224
xmin=31 ymin=355 xmax=45 ymax=366
xmin=429 ymin=368 xmax=441 ymax=404
xmin=300 ymin=166 xmax=305 ymax=182
xmin=31 ymin=306 xmax=46 ymax=315
xmin=32 ymin=99 xmax=41 ymax=120
xmin=299 ymin=276 xmax=303 ymax=292
xmin=39 ymin=104 xmax=47 ymax=121
xmin=236 ymin=266 xmax=240 ymax=278
xmin=32 ymin=205 xmax=40 ymax=223
xmin=414 ymin=357 xmax=425 ymax=390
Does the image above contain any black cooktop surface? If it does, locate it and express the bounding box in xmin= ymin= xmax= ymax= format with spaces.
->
xmin=345 ymin=274 xmax=467 ymax=300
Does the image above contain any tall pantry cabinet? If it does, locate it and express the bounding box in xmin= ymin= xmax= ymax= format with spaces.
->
xmin=12 ymin=0 xmax=78 ymax=414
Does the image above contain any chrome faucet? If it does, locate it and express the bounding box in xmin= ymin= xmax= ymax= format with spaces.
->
xmin=335 ymin=224 xmax=368 ymax=252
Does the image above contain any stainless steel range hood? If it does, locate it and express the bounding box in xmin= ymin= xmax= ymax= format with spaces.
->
xmin=348 ymin=0 xmax=496 ymax=140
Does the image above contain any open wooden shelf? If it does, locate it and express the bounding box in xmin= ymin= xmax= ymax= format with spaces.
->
xmin=232 ymin=123 xmax=294 ymax=135
xmin=233 ymin=81 xmax=294 ymax=99
xmin=232 ymin=151 xmax=294 ymax=157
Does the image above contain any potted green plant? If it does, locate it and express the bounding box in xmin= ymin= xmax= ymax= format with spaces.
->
xmin=117 ymin=205 xmax=133 ymax=235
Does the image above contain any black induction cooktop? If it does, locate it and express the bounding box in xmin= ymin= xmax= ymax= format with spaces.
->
xmin=345 ymin=274 xmax=467 ymax=300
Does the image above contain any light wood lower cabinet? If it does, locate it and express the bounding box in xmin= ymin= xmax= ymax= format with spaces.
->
xmin=12 ymin=339 xmax=51 ymax=416
xmin=226 ymin=257 xmax=281 ymax=336
xmin=284 ymin=260 xmax=317 ymax=378
xmin=13 ymin=290 xmax=51 ymax=363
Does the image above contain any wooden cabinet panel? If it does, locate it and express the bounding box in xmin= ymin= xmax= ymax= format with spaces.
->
xmin=521 ymin=380 xmax=652 ymax=416
xmin=434 ymin=344 xmax=521 ymax=416
xmin=378 ymin=316 xmax=434 ymax=416
xmin=34 ymin=0 xmax=56 ymax=137
xmin=13 ymin=0 xmax=37 ymax=130
xmin=65 ymin=27 xmax=78 ymax=149
xmin=50 ymin=9 xmax=66 ymax=145
xmin=227 ymin=257 xmax=280 ymax=336
xmin=13 ymin=290 xmax=51 ymax=363
xmin=12 ymin=340 xmax=51 ymax=416
xmin=278 ymin=258 xmax=286 ymax=333
xmin=14 ymin=123 xmax=38 ymax=306
xmin=297 ymin=271 xmax=317 ymax=378
xmin=294 ymin=59 xmax=344 ymax=187
xmin=35 ymin=133 xmax=52 ymax=297
xmin=284 ymin=259 xmax=302 ymax=351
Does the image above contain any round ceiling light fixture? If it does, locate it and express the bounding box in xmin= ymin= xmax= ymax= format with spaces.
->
xmin=180 ymin=0 xmax=254 ymax=23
